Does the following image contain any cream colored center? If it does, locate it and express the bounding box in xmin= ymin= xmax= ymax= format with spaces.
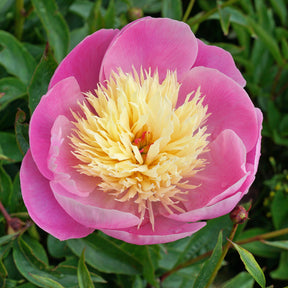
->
xmin=70 ymin=68 xmax=209 ymax=228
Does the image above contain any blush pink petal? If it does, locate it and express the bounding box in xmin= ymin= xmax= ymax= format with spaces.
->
xmin=182 ymin=129 xmax=248 ymax=211
xmin=100 ymin=217 xmax=206 ymax=245
xmin=30 ymin=77 xmax=84 ymax=180
xmin=20 ymin=150 xmax=93 ymax=240
xmin=48 ymin=115 xmax=98 ymax=196
xmin=49 ymin=29 xmax=119 ymax=92
xmin=179 ymin=67 xmax=258 ymax=152
xmin=168 ymin=192 xmax=243 ymax=223
xmin=100 ymin=17 xmax=198 ymax=82
xmin=50 ymin=181 xmax=140 ymax=229
xmin=193 ymin=39 xmax=246 ymax=87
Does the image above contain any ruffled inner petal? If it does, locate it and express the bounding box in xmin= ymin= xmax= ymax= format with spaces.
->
xmin=100 ymin=17 xmax=198 ymax=82
xmin=49 ymin=29 xmax=119 ymax=92
xmin=100 ymin=216 xmax=206 ymax=245
xmin=193 ymin=39 xmax=246 ymax=87
xmin=48 ymin=115 xmax=98 ymax=196
xmin=30 ymin=77 xmax=84 ymax=180
xmin=20 ymin=150 xmax=94 ymax=240
xmin=178 ymin=67 xmax=258 ymax=152
xmin=181 ymin=129 xmax=248 ymax=212
xmin=50 ymin=181 xmax=140 ymax=229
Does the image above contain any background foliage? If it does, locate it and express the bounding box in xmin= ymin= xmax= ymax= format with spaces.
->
xmin=0 ymin=0 xmax=288 ymax=287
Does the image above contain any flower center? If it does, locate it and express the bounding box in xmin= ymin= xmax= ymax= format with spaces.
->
xmin=70 ymin=68 xmax=210 ymax=229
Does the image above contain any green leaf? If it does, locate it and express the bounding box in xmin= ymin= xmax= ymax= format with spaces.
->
xmin=31 ymin=0 xmax=69 ymax=63
xmin=104 ymin=0 xmax=115 ymax=28
xmin=223 ymin=272 xmax=254 ymax=288
xmin=0 ymin=233 xmax=18 ymax=246
xmin=247 ymin=16 xmax=284 ymax=66
xmin=47 ymin=235 xmax=70 ymax=259
xmin=77 ymin=249 xmax=95 ymax=288
xmin=0 ymin=31 xmax=36 ymax=84
xmin=30 ymin=274 xmax=65 ymax=288
xmin=269 ymin=0 xmax=287 ymax=26
xmin=193 ymin=231 xmax=223 ymax=288
xmin=0 ymin=132 xmax=23 ymax=163
xmin=15 ymin=109 xmax=29 ymax=155
xmin=217 ymin=1 xmax=231 ymax=35
xmin=162 ymin=0 xmax=182 ymax=20
xmin=262 ymin=240 xmax=288 ymax=251
xmin=271 ymin=190 xmax=288 ymax=229
xmin=67 ymin=233 xmax=142 ymax=275
xmin=270 ymin=251 xmax=288 ymax=280
xmin=0 ymin=77 xmax=26 ymax=111
xmin=231 ymin=242 xmax=266 ymax=288
xmin=28 ymin=46 xmax=58 ymax=113
xmin=0 ymin=165 xmax=13 ymax=205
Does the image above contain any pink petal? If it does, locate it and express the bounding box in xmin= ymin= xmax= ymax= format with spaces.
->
xmin=181 ymin=129 xmax=248 ymax=211
xmin=48 ymin=115 xmax=98 ymax=196
xmin=49 ymin=29 xmax=119 ymax=92
xmin=30 ymin=77 xmax=84 ymax=180
xmin=50 ymin=181 xmax=140 ymax=229
xmin=100 ymin=17 xmax=198 ymax=82
xmin=193 ymin=39 xmax=246 ymax=87
xmin=101 ymin=216 xmax=206 ymax=245
xmin=178 ymin=67 xmax=258 ymax=152
xmin=20 ymin=150 xmax=93 ymax=240
xmin=168 ymin=192 xmax=242 ymax=223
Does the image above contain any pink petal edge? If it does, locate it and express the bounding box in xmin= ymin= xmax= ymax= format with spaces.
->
xmin=20 ymin=150 xmax=93 ymax=240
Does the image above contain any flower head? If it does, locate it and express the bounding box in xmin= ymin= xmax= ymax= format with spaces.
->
xmin=20 ymin=17 xmax=262 ymax=245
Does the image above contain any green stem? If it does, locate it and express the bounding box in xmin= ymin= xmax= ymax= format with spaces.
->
xmin=204 ymin=224 xmax=238 ymax=288
xmin=187 ymin=0 xmax=240 ymax=27
xmin=15 ymin=0 xmax=25 ymax=40
xmin=182 ymin=0 xmax=196 ymax=23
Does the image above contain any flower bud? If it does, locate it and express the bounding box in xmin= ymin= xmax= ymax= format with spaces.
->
xmin=230 ymin=205 xmax=249 ymax=224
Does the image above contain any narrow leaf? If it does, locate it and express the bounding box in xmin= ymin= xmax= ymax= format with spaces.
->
xmin=193 ymin=231 xmax=223 ymax=288
xmin=15 ymin=109 xmax=29 ymax=155
xmin=223 ymin=272 xmax=254 ymax=288
xmin=231 ymin=241 xmax=266 ymax=288
xmin=30 ymin=274 xmax=65 ymax=288
xmin=77 ymin=249 xmax=95 ymax=288
xmin=31 ymin=0 xmax=69 ymax=62
xmin=162 ymin=0 xmax=182 ymax=20
xmin=0 ymin=31 xmax=36 ymax=84
xmin=262 ymin=240 xmax=288 ymax=251
xmin=270 ymin=251 xmax=288 ymax=280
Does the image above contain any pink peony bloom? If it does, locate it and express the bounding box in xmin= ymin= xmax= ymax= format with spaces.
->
xmin=20 ymin=17 xmax=262 ymax=245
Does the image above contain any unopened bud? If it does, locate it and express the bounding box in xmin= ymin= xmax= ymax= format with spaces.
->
xmin=127 ymin=7 xmax=143 ymax=22
xmin=230 ymin=205 xmax=248 ymax=224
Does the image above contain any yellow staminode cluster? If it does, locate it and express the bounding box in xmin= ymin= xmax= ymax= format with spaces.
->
xmin=70 ymin=68 xmax=209 ymax=229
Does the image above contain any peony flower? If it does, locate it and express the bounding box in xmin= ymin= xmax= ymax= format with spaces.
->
xmin=20 ymin=17 xmax=262 ymax=245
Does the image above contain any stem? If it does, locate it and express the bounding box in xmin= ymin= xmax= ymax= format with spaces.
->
xmin=182 ymin=0 xmax=196 ymax=23
xmin=15 ymin=0 xmax=25 ymax=40
xmin=236 ymin=227 xmax=288 ymax=245
xmin=0 ymin=200 xmax=11 ymax=222
xmin=187 ymin=0 xmax=240 ymax=27
xmin=204 ymin=224 xmax=238 ymax=288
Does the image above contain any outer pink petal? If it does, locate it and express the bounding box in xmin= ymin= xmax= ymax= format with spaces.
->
xmin=20 ymin=150 xmax=93 ymax=240
xmin=100 ymin=216 xmax=206 ymax=245
xmin=48 ymin=115 xmax=98 ymax=196
xmin=193 ymin=39 xmax=246 ymax=87
xmin=50 ymin=181 xmax=140 ymax=229
xmin=179 ymin=67 xmax=258 ymax=152
xmin=30 ymin=77 xmax=84 ymax=180
xmin=100 ymin=17 xmax=198 ymax=82
xmin=168 ymin=192 xmax=242 ymax=223
xmin=49 ymin=29 xmax=119 ymax=92
xmin=181 ymin=129 xmax=248 ymax=212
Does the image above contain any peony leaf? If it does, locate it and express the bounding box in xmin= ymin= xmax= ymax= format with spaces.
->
xmin=28 ymin=46 xmax=58 ymax=113
xmin=67 ymin=233 xmax=142 ymax=275
xmin=0 ymin=132 xmax=23 ymax=163
xmin=77 ymin=249 xmax=95 ymax=288
xmin=162 ymin=0 xmax=182 ymax=20
xmin=193 ymin=231 xmax=223 ymax=288
xmin=0 ymin=77 xmax=26 ymax=111
xmin=223 ymin=272 xmax=255 ymax=288
xmin=29 ymin=274 xmax=65 ymax=288
xmin=0 ymin=165 xmax=13 ymax=204
xmin=231 ymin=241 xmax=266 ymax=288
xmin=31 ymin=0 xmax=69 ymax=63
xmin=271 ymin=190 xmax=288 ymax=230
xmin=217 ymin=1 xmax=231 ymax=35
xmin=15 ymin=109 xmax=29 ymax=156
xmin=262 ymin=240 xmax=288 ymax=251
xmin=0 ymin=31 xmax=36 ymax=84
xmin=270 ymin=251 xmax=288 ymax=280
